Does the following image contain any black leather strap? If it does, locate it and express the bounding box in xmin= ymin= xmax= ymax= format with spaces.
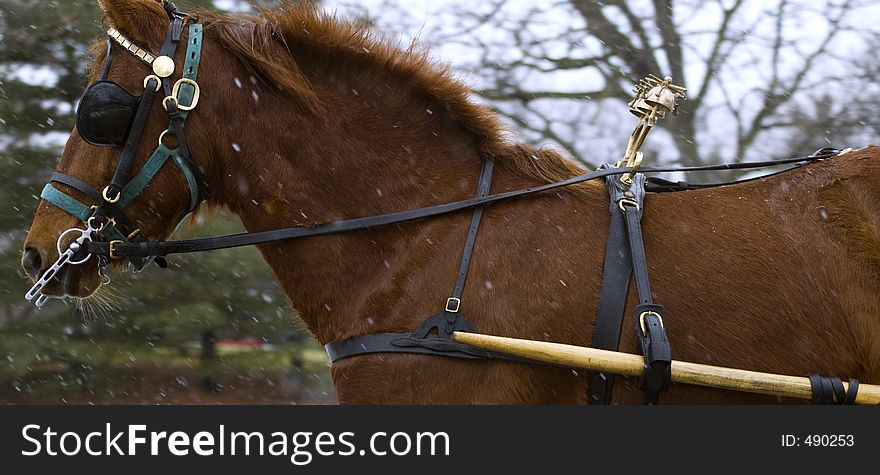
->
xmin=437 ymin=155 xmax=495 ymax=332
xmin=450 ymin=156 xmax=494 ymax=303
xmin=646 ymin=169 xmax=792 ymax=192
xmin=103 ymin=84 xmax=159 ymax=199
xmin=622 ymin=201 xmax=652 ymax=305
xmin=645 ymin=148 xmax=841 ymax=193
xmin=618 ymin=174 xmax=672 ymax=405
xmin=325 ymin=329 xmax=565 ymax=366
xmin=808 ymin=374 xmax=860 ymax=404
xmin=102 ymin=18 xmax=184 ymax=211
xmin=587 ymin=172 xmax=634 ymax=405
xmin=99 ymin=38 xmax=114 ymax=79
xmin=87 ymin=152 xmax=839 ymax=259
xmin=325 ymin=331 xmax=487 ymax=361
xmin=51 ymin=172 xmax=103 ymax=204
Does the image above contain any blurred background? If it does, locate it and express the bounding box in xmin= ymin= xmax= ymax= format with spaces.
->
xmin=1 ymin=0 xmax=878 ymax=404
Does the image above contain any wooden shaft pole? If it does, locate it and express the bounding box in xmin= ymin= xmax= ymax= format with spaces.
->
xmin=452 ymin=332 xmax=880 ymax=405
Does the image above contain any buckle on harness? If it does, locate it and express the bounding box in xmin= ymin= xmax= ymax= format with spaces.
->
xmin=86 ymin=206 xmax=116 ymax=229
xmin=172 ymin=78 xmax=200 ymax=111
xmin=639 ymin=311 xmax=664 ymax=336
xmin=445 ymin=297 xmax=461 ymax=313
xmin=108 ymin=240 xmax=124 ymax=259
xmin=102 ymin=186 xmax=121 ymax=204
xmin=617 ymin=198 xmax=640 ymax=212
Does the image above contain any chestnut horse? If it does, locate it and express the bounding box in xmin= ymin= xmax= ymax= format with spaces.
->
xmin=22 ymin=0 xmax=880 ymax=404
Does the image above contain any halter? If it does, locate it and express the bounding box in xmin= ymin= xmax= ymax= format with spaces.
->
xmin=26 ymin=2 xmax=205 ymax=307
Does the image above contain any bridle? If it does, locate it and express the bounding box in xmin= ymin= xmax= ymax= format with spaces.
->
xmin=26 ymin=2 xmax=205 ymax=307
xmin=24 ymin=2 xmax=859 ymax=404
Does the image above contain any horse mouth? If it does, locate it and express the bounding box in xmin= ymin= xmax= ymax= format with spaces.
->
xmin=36 ymin=264 xmax=102 ymax=300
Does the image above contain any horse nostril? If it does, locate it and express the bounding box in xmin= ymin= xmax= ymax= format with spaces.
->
xmin=22 ymin=245 xmax=45 ymax=280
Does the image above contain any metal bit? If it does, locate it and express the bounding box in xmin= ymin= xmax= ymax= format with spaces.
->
xmin=25 ymin=218 xmax=104 ymax=308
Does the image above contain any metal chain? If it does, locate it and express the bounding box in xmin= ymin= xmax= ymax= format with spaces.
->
xmin=97 ymin=254 xmax=111 ymax=286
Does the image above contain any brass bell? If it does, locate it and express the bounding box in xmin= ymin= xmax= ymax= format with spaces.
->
xmin=629 ymin=98 xmax=653 ymax=118
xmin=152 ymin=56 xmax=175 ymax=78
xmin=644 ymin=85 xmax=677 ymax=113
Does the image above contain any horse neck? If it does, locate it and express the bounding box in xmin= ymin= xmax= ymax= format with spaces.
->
xmin=204 ymin=48 xmax=546 ymax=342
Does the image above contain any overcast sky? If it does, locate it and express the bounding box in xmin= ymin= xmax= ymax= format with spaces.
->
xmin=6 ymin=0 xmax=878 ymax=162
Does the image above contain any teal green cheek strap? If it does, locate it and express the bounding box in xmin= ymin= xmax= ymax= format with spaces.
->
xmin=40 ymin=23 xmax=204 ymax=272
xmin=173 ymin=151 xmax=200 ymax=211
xmin=170 ymin=23 xmax=204 ymax=211
xmin=119 ymin=145 xmax=174 ymax=208
xmin=40 ymin=184 xmax=148 ymax=270
xmin=177 ymin=23 xmax=202 ymax=122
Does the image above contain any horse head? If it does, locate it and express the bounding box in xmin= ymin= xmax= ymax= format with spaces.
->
xmin=22 ymin=0 xmax=218 ymax=304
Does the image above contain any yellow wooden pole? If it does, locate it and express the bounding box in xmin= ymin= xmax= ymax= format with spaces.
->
xmin=452 ymin=332 xmax=880 ymax=405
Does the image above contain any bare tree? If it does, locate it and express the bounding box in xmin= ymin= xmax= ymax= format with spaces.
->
xmin=362 ymin=0 xmax=879 ymax=167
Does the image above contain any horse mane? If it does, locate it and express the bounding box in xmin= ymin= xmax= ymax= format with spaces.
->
xmin=198 ymin=3 xmax=589 ymax=192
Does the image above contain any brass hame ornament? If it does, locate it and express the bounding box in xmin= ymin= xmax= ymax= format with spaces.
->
xmin=619 ymin=75 xmax=687 ymax=185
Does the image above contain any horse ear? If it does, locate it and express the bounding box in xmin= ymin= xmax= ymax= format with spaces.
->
xmin=97 ymin=0 xmax=168 ymax=47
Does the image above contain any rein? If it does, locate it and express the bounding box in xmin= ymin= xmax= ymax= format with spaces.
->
xmin=85 ymin=151 xmax=841 ymax=259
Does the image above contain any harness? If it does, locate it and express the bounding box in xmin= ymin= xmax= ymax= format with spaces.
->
xmin=25 ymin=2 xmax=862 ymax=405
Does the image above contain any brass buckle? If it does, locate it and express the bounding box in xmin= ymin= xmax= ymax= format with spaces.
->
xmin=162 ymin=96 xmax=179 ymax=112
xmin=108 ymin=240 xmax=124 ymax=259
xmin=618 ymin=198 xmax=640 ymax=212
xmin=639 ymin=311 xmax=664 ymax=336
xmin=102 ymin=186 xmax=121 ymax=204
xmin=143 ymin=75 xmax=161 ymax=92
xmin=84 ymin=205 xmax=115 ymax=229
xmin=445 ymin=297 xmax=461 ymax=313
xmin=172 ymin=78 xmax=200 ymax=111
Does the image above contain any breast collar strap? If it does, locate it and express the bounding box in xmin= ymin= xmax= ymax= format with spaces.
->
xmin=324 ymin=156 xmax=525 ymax=363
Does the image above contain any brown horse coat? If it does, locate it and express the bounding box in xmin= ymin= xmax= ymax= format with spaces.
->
xmin=24 ymin=1 xmax=880 ymax=403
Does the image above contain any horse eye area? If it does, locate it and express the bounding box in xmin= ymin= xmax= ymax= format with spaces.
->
xmin=76 ymin=81 xmax=141 ymax=148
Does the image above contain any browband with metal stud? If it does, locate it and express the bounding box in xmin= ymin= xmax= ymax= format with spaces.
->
xmin=107 ymin=27 xmax=157 ymax=66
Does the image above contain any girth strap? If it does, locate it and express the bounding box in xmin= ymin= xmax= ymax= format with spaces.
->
xmin=587 ymin=168 xmax=634 ymax=404
xmin=588 ymin=171 xmax=671 ymax=405
xmin=618 ymin=174 xmax=671 ymax=405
